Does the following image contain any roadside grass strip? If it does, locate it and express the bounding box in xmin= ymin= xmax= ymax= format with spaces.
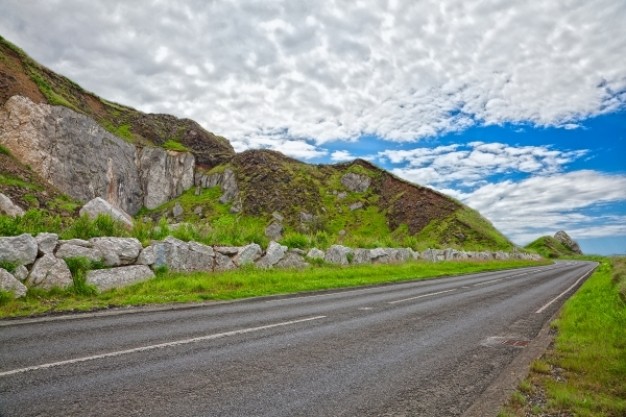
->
xmin=0 ymin=259 xmax=547 ymax=318
xmin=499 ymin=257 xmax=626 ymax=417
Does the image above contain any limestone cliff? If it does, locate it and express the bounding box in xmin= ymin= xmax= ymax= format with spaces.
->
xmin=0 ymin=95 xmax=194 ymax=214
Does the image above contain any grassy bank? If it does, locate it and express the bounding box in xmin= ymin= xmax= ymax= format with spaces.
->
xmin=0 ymin=259 xmax=546 ymax=319
xmin=499 ymin=256 xmax=626 ymax=417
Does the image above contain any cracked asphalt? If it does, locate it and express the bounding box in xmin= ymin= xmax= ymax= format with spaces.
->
xmin=0 ymin=261 xmax=596 ymax=417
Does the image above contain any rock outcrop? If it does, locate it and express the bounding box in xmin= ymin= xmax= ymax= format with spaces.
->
xmin=554 ymin=231 xmax=582 ymax=255
xmin=0 ymin=95 xmax=195 ymax=214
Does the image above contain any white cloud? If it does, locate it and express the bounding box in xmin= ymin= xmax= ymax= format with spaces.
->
xmin=1 ymin=0 xmax=625 ymax=149
xmin=455 ymin=171 xmax=626 ymax=244
xmin=381 ymin=142 xmax=587 ymax=188
xmin=330 ymin=150 xmax=355 ymax=162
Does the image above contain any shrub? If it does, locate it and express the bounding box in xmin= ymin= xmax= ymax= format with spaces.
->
xmin=280 ymin=232 xmax=310 ymax=249
xmin=64 ymin=257 xmax=99 ymax=296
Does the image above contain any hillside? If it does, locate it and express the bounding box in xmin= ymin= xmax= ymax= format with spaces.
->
xmin=0 ymin=34 xmax=514 ymax=251
xmin=525 ymin=231 xmax=583 ymax=258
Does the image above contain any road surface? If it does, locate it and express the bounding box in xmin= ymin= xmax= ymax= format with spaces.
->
xmin=0 ymin=260 xmax=596 ymax=416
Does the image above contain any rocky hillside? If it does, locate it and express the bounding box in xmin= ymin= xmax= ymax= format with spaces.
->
xmin=525 ymin=231 xmax=583 ymax=258
xmin=0 ymin=35 xmax=515 ymax=251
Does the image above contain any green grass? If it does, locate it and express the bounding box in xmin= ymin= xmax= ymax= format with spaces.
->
xmin=162 ymin=139 xmax=190 ymax=152
xmin=0 ymin=259 xmax=547 ymax=318
xmin=0 ymin=144 xmax=11 ymax=155
xmin=0 ymin=174 xmax=42 ymax=190
xmin=500 ymin=257 xmax=626 ymax=416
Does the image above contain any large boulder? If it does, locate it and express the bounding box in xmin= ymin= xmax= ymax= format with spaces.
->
xmin=35 ymin=233 xmax=59 ymax=255
xmin=257 ymin=241 xmax=288 ymax=268
xmin=264 ymin=222 xmax=283 ymax=241
xmin=26 ymin=254 xmax=73 ymax=289
xmin=79 ymin=197 xmax=134 ymax=229
xmin=325 ymin=245 xmax=353 ymax=265
xmin=0 ymin=268 xmax=27 ymax=298
xmin=86 ymin=265 xmax=155 ymax=292
xmin=234 ymin=243 xmax=263 ymax=266
xmin=0 ymin=192 xmax=24 ymax=217
xmin=352 ymin=248 xmax=373 ymax=265
xmin=55 ymin=243 xmax=104 ymax=263
xmin=275 ymin=251 xmax=309 ymax=269
xmin=90 ymin=237 xmax=143 ymax=266
xmin=306 ymin=248 xmax=325 ymax=260
xmin=0 ymin=233 xmax=38 ymax=266
xmin=139 ymin=237 xmax=214 ymax=272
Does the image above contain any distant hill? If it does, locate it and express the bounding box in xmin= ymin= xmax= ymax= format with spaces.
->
xmin=525 ymin=231 xmax=583 ymax=258
xmin=1 ymin=34 xmax=516 ymax=251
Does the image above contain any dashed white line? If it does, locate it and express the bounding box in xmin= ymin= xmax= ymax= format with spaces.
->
xmin=388 ymin=289 xmax=457 ymax=304
xmin=0 ymin=316 xmax=326 ymax=378
xmin=473 ymin=278 xmax=503 ymax=287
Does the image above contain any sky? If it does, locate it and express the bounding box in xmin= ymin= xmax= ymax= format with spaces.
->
xmin=1 ymin=0 xmax=625 ymax=254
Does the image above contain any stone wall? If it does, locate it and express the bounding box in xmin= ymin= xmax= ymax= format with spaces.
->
xmin=0 ymin=233 xmax=542 ymax=298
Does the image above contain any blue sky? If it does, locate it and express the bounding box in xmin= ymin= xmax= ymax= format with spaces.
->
xmin=1 ymin=0 xmax=625 ymax=254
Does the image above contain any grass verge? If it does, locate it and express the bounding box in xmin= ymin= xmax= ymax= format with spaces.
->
xmin=0 ymin=259 xmax=547 ymax=319
xmin=499 ymin=256 xmax=626 ymax=417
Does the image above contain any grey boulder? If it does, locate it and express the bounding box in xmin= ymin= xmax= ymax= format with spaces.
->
xmin=0 ymin=233 xmax=38 ymax=266
xmin=90 ymin=237 xmax=142 ymax=266
xmin=27 ymin=254 xmax=73 ymax=289
xmin=87 ymin=265 xmax=155 ymax=292
xmin=0 ymin=268 xmax=27 ymax=298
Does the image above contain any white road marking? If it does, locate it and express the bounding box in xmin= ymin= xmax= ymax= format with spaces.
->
xmin=473 ymin=278 xmax=503 ymax=287
xmin=265 ymin=287 xmax=375 ymax=302
xmin=388 ymin=289 xmax=457 ymax=304
xmin=0 ymin=316 xmax=326 ymax=378
xmin=535 ymin=270 xmax=593 ymax=314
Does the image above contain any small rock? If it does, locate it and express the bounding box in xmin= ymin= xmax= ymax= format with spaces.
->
xmin=272 ymin=211 xmax=284 ymax=222
xmin=306 ymin=248 xmax=325 ymax=260
xmin=337 ymin=192 xmax=348 ymax=200
xmin=0 ymin=193 xmax=25 ymax=217
xmin=193 ymin=206 xmax=203 ymax=216
xmin=86 ymin=265 xmax=155 ymax=292
xmin=265 ymin=222 xmax=283 ymax=240
xmin=58 ymin=238 xmax=92 ymax=247
xmin=215 ymin=246 xmax=240 ymax=256
xmin=0 ymin=268 xmax=27 ymax=298
xmin=172 ymin=202 xmax=184 ymax=218
xmin=12 ymin=265 xmax=29 ymax=282
xmin=349 ymin=202 xmax=363 ymax=211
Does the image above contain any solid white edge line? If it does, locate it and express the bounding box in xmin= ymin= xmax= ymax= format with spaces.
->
xmin=535 ymin=270 xmax=593 ymax=314
xmin=388 ymin=289 xmax=457 ymax=304
xmin=0 ymin=315 xmax=326 ymax=378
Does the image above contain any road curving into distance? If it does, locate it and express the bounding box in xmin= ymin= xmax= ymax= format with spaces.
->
xmin=0 ymin=260 xmax=597 ymax=416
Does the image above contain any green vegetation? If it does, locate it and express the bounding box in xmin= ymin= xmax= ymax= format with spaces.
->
xmin=500 ymin=257 xmax=626 ymax=416
xmin=525 ymin=235 xmax=577 ymax=258
xmin=413 ymin=207 xmax=513 ymax=251
xmin=162 ymin=139 xmax=190 ymax=152
xmin=100 ymin=121 xmax=134 ymax=142
xmin=64 ymin=257 xmax=101 ymax=296
xmin=0 ymin=144 xmax=11 ymax=155
xmin=0 ymin=258 xmax=547 ymax=318
xmin=0 ymin=210 xmax=127 ymax=240
xmin=0 ymin=174 xmax=42 ymax=190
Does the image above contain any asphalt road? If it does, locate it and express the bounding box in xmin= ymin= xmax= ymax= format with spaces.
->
xmin=0 ymin=260 xmax=596 ymax=417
